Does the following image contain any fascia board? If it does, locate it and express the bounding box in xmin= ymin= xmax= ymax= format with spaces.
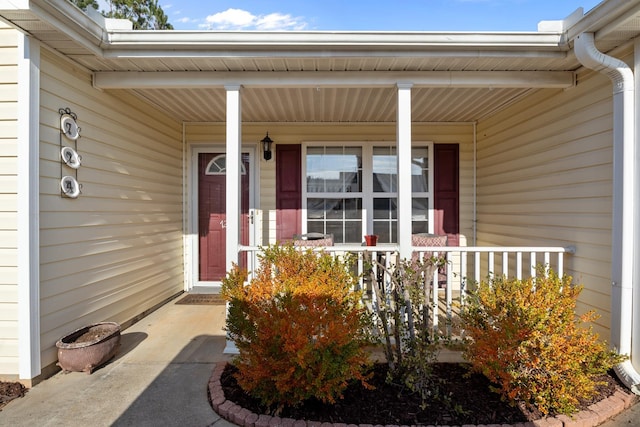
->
xmin=103 ymin=31 xmax=566 ymax=52
xmin=93 ymin=70 xmax=575 ymax=90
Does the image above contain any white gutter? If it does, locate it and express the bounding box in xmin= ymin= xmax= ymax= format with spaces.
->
xmin=574 ymin=32 xmax=640 ymax=395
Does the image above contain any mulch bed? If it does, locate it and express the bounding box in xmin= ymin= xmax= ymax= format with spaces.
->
xmin=0 ymin=381 xmax=27 ymax=411
xmin=220 ymin=362 xmax=626 ymax=425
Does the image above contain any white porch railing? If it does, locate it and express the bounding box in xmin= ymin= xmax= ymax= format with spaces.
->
xmin=238 ymin=244 xmax=576 ymax=337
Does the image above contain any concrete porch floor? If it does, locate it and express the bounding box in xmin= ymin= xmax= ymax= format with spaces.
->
xmin=0 ymin=294 xmax=235 ymax=427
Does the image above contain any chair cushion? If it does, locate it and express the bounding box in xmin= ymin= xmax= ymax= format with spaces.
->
xmin=412 ymin=234 xmax=448 ymax=247
xmin=293 ymin=233 xmax=334 ymax=247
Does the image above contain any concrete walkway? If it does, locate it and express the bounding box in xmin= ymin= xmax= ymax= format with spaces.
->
xmin=0 ymin=294 xmax=235 ymax=427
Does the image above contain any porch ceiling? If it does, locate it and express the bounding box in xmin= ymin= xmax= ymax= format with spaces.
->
xmin=120 ymin=86 xmax=537 ymax=123
xmin=2 ymin=0 xmax=640 ymax=123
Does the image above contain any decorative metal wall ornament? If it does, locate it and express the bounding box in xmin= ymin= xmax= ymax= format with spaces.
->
xmin=60 ymin=115 xmax=80 ymax=140
xmin=60 ymin=175 xmax=81 ymax=198
xmin=60 ymin=146 xmax=81 ymax=169
xmin=59 ymin=107 xmax=82 ymax=198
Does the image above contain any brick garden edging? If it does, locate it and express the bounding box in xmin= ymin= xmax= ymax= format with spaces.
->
xmin=208 ymin=362 xmax=638 ymax=427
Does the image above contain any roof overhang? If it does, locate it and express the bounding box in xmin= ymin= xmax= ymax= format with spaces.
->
xmin=1 ymin=0 xmax=639 ymax=122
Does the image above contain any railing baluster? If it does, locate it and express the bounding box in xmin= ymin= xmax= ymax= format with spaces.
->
xmin=558 ymin=252 xmax=564 ymax=277
xmin=460 ymin=251 xmax=467 ymax=306
xmin=544 ymin=252 xmax=550 ymax=275
xmin=432 ymin=251 xmax=439 ymax=332
xmin=516 ymin=252 xmax=523 ymax=280
xmin=502 ymin=251 xmax=508 ymax=276
xmin=474 ymin=251 xmax=481 ymax=284
xmin=488 ymin=251 xmax=495 ymax=278
xmin=358 ymin=254 xmax=364 ymax=292
xmin=445 ymin=251 xmax=452 ymax=337
xmin=531 ymin=252 xmax=536 ymax=278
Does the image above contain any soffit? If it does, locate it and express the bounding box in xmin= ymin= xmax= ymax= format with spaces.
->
xmin=125 ymin=86 xmax=535 ymax=123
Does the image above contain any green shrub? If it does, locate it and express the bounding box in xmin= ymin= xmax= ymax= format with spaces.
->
xmin=221 ymin=244 xmax=372 ymax=411
xmin=460 ymin=267 xmax=625 ymax=415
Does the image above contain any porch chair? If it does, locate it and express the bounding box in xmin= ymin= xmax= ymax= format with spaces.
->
xmin=411 ymin=233 xmax=449 ymax=288
xmin=292 ymin=232 xmax=334 ymax=247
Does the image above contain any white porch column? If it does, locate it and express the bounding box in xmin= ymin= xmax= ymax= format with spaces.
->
xmin=397 ymin=83 xmax=413 ymax=260
xmin=225 ymin=85 xmax=242 ymax=272
xmin=17 ymin=34 xmax=41 ymax=380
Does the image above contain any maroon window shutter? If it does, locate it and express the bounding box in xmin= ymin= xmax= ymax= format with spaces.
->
xmin=276 ymin=144 xmax=302 ymax=242
xmin=434 ymin=144 xmax=460 ymax=246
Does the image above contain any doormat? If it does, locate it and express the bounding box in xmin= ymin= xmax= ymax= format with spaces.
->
xmin=175 ymin=294 xmax=226 ymax=305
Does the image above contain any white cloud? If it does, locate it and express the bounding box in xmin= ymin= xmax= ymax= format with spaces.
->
xmin=255 ymin=12 xmax=307 ymax=31
xmin=203 ymin=8 xmax=307 ymax=31
xmin=206 ymin=8 xmax=254 ymax=29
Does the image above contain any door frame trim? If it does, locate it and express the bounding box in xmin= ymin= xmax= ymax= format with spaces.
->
xmin=186 ymin=143 xmax=257 ymax=292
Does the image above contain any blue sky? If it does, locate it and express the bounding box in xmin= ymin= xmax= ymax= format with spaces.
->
xmin=138 ymin=1 xmax=605 ymax=32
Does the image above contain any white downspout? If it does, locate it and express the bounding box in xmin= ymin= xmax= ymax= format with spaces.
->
xmin=574 ymin=32 xmax=640 ymax=394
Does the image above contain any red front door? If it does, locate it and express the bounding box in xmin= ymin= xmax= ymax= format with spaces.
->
xmin=198 ymin=153 xmax=250 ymax=282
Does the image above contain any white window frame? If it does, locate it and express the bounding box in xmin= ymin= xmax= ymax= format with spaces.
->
xmin=302 ymin=141 xmax=434 ymax=244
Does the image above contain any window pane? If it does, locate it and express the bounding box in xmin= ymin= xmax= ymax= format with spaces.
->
xmin=412 ymin=221 xmax=429 ymax=234
xmin=326 ymin=199 xmax=344 ymax=219
xmin=412 ymin=197 xmax=430 ymax=234
xmin=412 ymin=198 xmax=429 ymax=220
xmin=373 ymin=198 xmax=397 ymax=243
xmin=307 ymin=221 xmax=324 ymax=234
xmin=373 ymin=146 xmax=397 ymax=192
xmin=344 ymin=147 xmax=363 ymax=193
xmin=306 ymin=147 xmax=325 ymax=192
xmin=373 ymin=198 xmax=389 ymax=219
xmin=344 ymin=198 xmax=362 ymax=219
xmin=373 ymin=198 xmax=397 ymax=219
xmin=373 ymin=222 xmax=397 ymax=244
xmin=344 ymin=222 xmax=362 ymax=243
xmin=412 ymin=147 xmax=429 ymax=192
xmin=306 ymin=146 xmax=362 ymax=193
xmin=307 ymin=198 xmax=325 ymax=219
xmin=326 ymin=222 xmax=343 ymax=243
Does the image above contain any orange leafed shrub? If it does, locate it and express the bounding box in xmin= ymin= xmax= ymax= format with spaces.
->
xmin=461 ymin=267 xmax=625 ymax=416
xmin=221 ymin=244 xmax=372 ymax=410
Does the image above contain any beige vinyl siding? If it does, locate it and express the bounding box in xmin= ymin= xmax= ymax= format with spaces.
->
xmin=185 ymin=122 xmax=474 ymax=247
xmin=0 ymin=23 xmax=19 ymax=376
xmin=38 ymin=49 xmax=184 ymax=369
xmin=475 ymin=58 xmax=622 ymax=338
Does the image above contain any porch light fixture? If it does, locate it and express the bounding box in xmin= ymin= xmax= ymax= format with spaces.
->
xmin=261 ymin=132 xmax=273 ymax=161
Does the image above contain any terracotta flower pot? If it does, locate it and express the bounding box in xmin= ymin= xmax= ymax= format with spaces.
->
xmin=364 ymin=235 xmax=378 ymax=246
xmin=56 ymin=322 xmax=121 ymax=374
